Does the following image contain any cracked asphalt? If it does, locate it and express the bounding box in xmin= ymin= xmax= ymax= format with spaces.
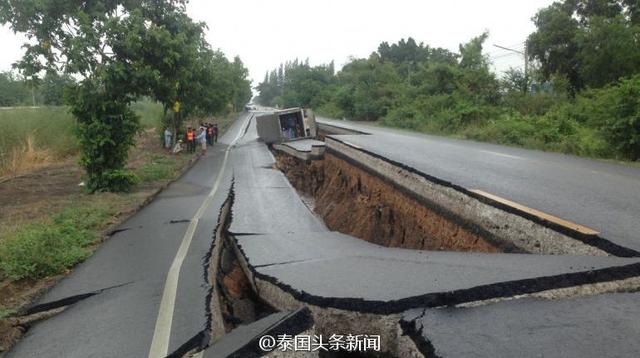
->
xmin=318 ymin=117 xmax=640 ymax=253
xmin=7 ymin=113 xmax=251 ymax=358
xmin=8 ymin=111 xmax=640 ymax=358
xmin=402 ymin=292 xmax=640 ymax=357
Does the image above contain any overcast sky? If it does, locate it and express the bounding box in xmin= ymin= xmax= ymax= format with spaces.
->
xmin=0 ymin=0 xmax=555 ymax=86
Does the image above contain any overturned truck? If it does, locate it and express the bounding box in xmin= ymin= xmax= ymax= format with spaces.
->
xmin=256 ymin=108 xmax=326 ymax=161
xmin=256 ymin=108 xmax=318 ymax=144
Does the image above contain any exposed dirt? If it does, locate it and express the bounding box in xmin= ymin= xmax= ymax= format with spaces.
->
xmin=0 ymin=319 xmax=22 ymax=353
xmin=217 ymin=238 xmax=275 ymax=332
xmin=276 ymin=153 xmax=500 ymax=253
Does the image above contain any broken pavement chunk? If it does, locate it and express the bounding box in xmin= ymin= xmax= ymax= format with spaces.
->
xmin=202 ymin=307 xmax=314 ymax=358
xmin=401 ymin=292 xmax=640 ymax=358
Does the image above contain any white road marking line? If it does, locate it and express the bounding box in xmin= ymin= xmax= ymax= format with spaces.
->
xmin=148 ymin=114 xmax=251 ymax=358
xmin=479 ymin=150 xmax=523 ymax=160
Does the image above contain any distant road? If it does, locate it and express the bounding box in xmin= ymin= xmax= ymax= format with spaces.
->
xmin=0 ymin=106 xmax=41 ymax=110
xmin=318 ymin=117 xmax=640 ymax=253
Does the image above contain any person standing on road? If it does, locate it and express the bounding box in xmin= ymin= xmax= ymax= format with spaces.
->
xmin=163 ymin=128 xmax=172 ymax=149
xmin=213 ymin=123 xmax=218 ymax=143
xmin=186 ymin=126 xmax=195 ymax=153
xmin=207 ymin=123 xmax=214 ymax=146
xmin=195 ymin=127 xmax=207 ymax=152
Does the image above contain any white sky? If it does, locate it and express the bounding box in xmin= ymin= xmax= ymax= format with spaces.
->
xmin=0 ymin=0 xmax=554 ymax=86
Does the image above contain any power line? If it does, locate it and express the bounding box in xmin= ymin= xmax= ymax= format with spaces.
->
xmin=493 ymin=43 xmax=528 ymax=76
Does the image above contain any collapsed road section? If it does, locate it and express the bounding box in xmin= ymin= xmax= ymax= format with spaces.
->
xmin=197 ymin=113 xmax=640 ymax=357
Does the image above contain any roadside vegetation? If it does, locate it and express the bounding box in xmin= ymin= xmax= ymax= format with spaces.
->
xmin=256 ymin=0 xmax=640 ymax=161
xmin=0 ymin=109 xmax=237 ymax=317
xmin=0 ymin=100 xmax=166 ymax=177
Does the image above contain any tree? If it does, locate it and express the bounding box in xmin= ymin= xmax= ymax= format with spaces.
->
xmin=40 ymin=71 xmax=75 ymax=105
xmin=1 ymin=0 xmax=250 ymax=191
xmin=527 ymin=0 xmax=640 ymax=93
xmin=501 ymin=68 xmax=530 ymax=94
xmin=230 ymin=56 xmax=253 ymax=111
xmin=0 ymin=71 xmax=30 ymax=106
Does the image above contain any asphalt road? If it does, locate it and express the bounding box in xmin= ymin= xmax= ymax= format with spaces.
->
xmin=318 ymin=118 xmax=640 ymax=253
xmin=403 ymin=292 xmax=640 ymax=357
xmin=226 ymin=113 xmax=639 ymax=312
xmin=8 ymin=113 xmax=252 ymax=358
xmin=8 ymin=111 xmax=640 ymax=357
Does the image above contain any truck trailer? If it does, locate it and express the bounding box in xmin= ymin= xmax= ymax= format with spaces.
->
xmin=256 ymin=108 xmax=317 ymax=144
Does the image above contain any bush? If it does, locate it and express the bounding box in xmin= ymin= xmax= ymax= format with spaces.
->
xmin=315 ymin=102 xmax=344 ymax=119
xmin=136 ymin=155 xmax=176 ymax=182
xmin=502 ymin=92 xmax=566 ymax=116
xmin=95 ymin=169 xmax=140 ymax=192
xmin=574 ymin=75 xmax=640 ymax=160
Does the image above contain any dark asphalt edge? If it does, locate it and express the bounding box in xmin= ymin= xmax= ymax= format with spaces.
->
xmin=325 ymin=135 xmax=640 ymax=258
xmin=193 ymin=181 xmax=236 ymax=357
xmin=225 ymin=308 xmax=314 ymax=358
xmin=398 ymin=312 xmax=441 ymax=358
xmin=166 ymin=330 xmax=208 ymax=358
xmin=230 ymin=229 xmax=640 ymax=314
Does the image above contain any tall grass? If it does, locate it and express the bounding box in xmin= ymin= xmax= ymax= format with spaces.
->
xmin=0 ymin=107 xmax=76 ymax=175
xmin=0 ymin=100 xmax=164 ymax=176
xmin=131 ymin=98 xmax=164 ymax=129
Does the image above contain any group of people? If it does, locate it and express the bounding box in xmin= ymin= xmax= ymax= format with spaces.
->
xmin=164 ymin=122 xmax=218 ymax=154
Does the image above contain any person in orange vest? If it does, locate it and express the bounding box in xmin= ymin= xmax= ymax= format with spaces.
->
xmin=186 ymin=126 xmax=195 ymax=153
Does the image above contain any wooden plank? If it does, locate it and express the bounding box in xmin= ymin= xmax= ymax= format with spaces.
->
xmin=470 ymin=189 xmax=600 ymax=236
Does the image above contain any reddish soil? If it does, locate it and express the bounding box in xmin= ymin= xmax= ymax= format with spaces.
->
xmin=276 ymin=152 xmax=501 ymax=253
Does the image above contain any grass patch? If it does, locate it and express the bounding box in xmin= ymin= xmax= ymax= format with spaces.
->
xmin=135 ymin=154 xmax=180 ymax=183
xmin=0 ymin=307 xmax=16 ymax=319
xmin=0 ymin=199 xmax=124 ymax=281
xmin=0 ymin=107 xmax=77 ymax=175
xmin=131 ymin=99 xmax=164 ymax=129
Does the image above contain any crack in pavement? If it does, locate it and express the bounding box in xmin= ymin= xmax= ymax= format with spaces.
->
xmin=107 ymin=228 xmax=131 ymax=237
xmin=168 ymin=219 xmax=191 ymax=224
xmin=23 ymin=281 xmax=134 ymax=316
xmin=147 ymin=113 xmax=252 ymax=358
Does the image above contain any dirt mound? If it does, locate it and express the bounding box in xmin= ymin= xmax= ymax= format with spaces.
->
xmin=276 ymin=153 xmax=500 ymax=253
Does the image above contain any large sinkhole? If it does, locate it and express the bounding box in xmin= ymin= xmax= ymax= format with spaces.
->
xmin=275 ymin=151 xmax=503 ymax=253
xmin=272 ymin=129 xmax=609 ymax=257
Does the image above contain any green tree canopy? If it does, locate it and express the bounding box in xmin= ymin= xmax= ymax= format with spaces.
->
xmin=527 ymin=0 xmax=640 ymax=93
